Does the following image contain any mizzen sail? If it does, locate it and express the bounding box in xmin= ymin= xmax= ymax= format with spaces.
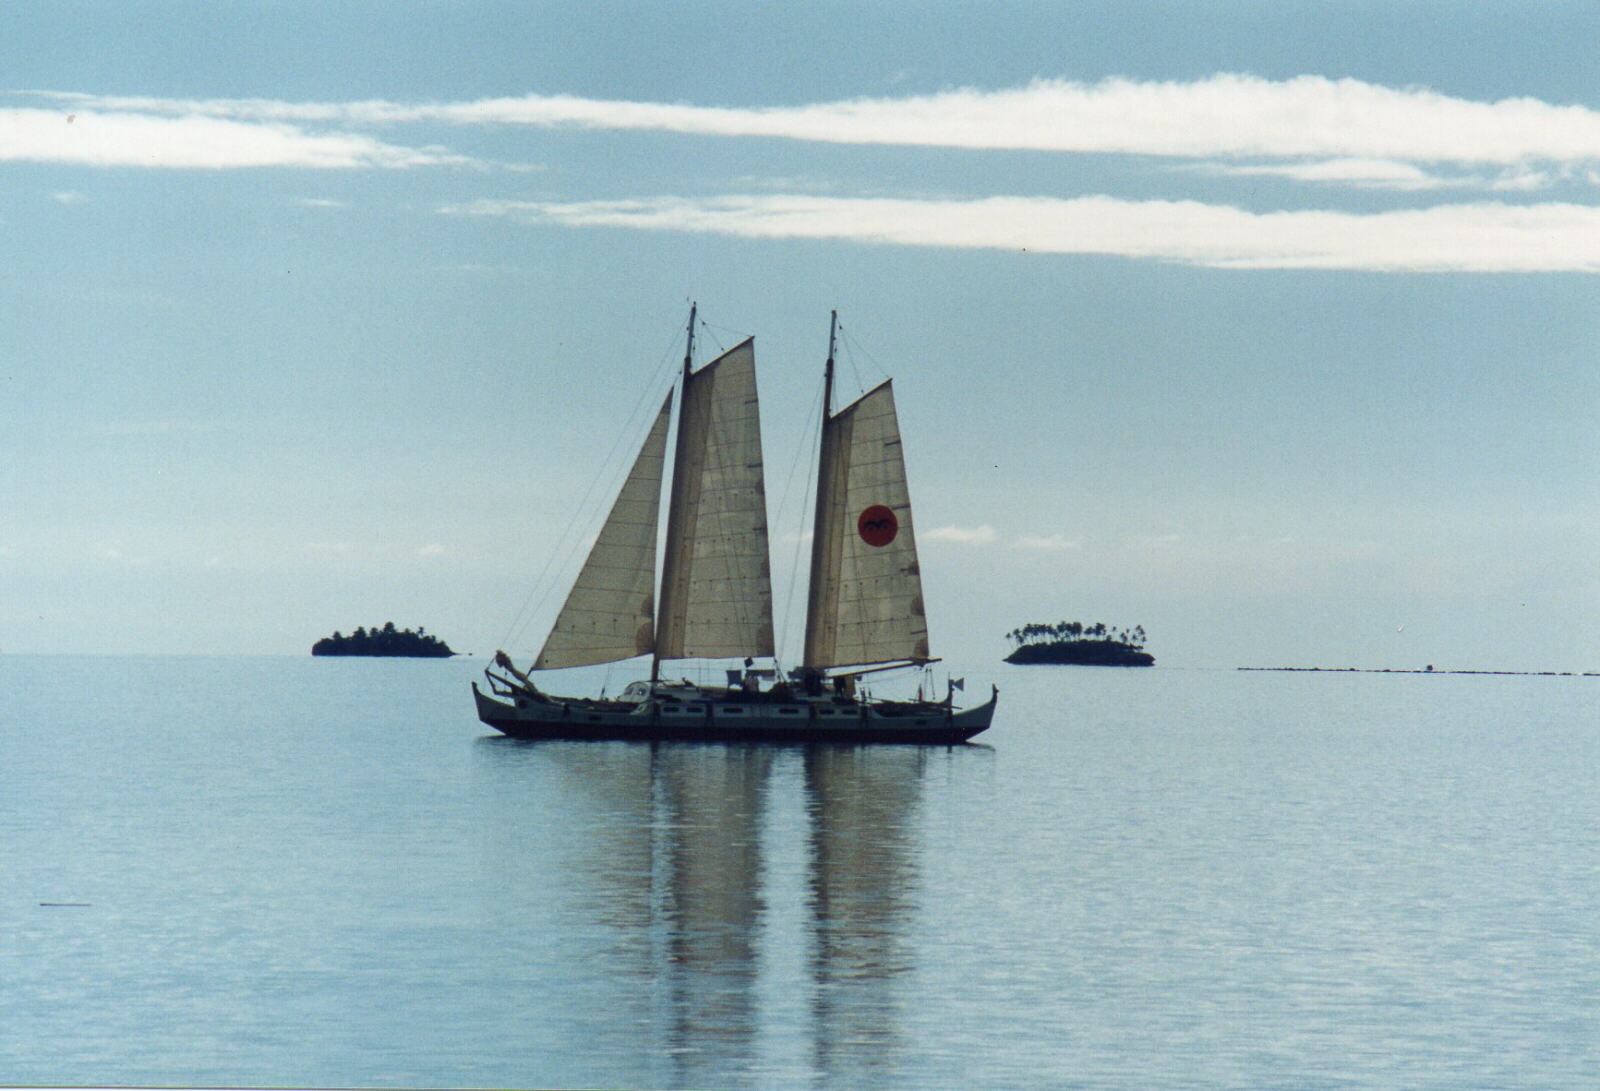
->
xmin=803 ymin=379 xmax=930 ymax=669
xmin=656 ymin=339 xmax=776 ymax=660
xmin=533 ymin=393 xmax=673 ymax=669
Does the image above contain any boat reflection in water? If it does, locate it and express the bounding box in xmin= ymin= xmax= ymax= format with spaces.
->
xmin=473 ymin=738 xmax=950 ymax=1085
xmin=802 ymin=745 xmax=923 ymax=1081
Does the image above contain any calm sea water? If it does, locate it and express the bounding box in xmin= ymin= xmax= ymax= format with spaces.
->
xmin=2 ymin=655 xmax=1597 ymax=1089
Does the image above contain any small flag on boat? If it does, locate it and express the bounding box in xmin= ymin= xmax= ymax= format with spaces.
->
xmin=950 ymin=677 xmax=965 ymax=692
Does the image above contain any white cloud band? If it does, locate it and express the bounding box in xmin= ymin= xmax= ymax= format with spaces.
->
xmin=41 ymin=74 xmax=1600 ymax=167
xmin=0 ymin=107 xmax=466 ymax=169
xmin=447 ymin=193 xmax=1600 ymax=273
xmin=924 ymin=524 xmax=1000 ymax=544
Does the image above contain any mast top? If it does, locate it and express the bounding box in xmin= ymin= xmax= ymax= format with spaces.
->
xmin=683 ymin=302 xmax=697 ymax=377
xmin=823 ymin=309 xmax=837 ymax=417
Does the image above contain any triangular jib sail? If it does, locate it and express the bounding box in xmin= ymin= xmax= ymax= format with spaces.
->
xmin=803 ymin=375 xmax=930 ymax=670
xmin=533 ymin=393 xmax=673 ymax=670
xmin=531 ymin=319 xmax=775 ymax=672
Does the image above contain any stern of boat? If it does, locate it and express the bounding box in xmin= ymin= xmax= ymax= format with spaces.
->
xmin=951 ymin=684 xmax=999 ymax=740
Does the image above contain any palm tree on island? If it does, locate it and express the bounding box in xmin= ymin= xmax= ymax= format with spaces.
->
xmin=1004 ymin=620 xmax=1153 ymax=666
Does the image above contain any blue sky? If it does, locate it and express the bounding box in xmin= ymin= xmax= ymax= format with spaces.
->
xmin=2 ymin=2 xmax=1597 ymax=672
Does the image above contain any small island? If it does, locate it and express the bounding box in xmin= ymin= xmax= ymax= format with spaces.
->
xmin=1004 ymin=621 xmax=1154 ymax=667
xmin=312 ymin=622 xmax=456 ymax=658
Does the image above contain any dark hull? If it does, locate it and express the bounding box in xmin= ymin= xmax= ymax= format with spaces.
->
xmin=472 ymin=684 xmax=995 ymax=745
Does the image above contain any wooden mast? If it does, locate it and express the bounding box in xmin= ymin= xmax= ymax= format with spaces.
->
xmin=800 ymin=311 xmax=837 ymax=678
xmin=652 ymin=302 xmax=696 ymax=687
xmin=822 ymin=310 xmax=836 ymax=420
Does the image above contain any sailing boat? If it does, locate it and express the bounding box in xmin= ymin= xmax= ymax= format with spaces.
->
xmin=472 ymin=306 xmax=997 ymax=743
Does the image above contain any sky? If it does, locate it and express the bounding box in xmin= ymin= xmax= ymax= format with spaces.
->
xmin=1 ymin=1 xmax=1597 ymax=673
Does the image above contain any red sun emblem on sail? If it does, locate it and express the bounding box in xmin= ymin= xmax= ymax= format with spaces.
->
xmin=857 ymin=505 xmax=898 ymax=547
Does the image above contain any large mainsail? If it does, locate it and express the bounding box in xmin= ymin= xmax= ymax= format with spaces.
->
xmin=803 ymin=379 xmax=930 ymax=668
xmin=656 ymin=339 xmax=776 ymax=660
xmin=532 ymin=394 xmax=673 ymax=669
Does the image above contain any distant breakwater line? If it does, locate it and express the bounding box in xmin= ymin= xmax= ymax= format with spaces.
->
xmin=1239 ymin=667 xmax=1598 ymax=677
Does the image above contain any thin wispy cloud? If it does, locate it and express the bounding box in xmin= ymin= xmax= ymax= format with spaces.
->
xmin=1196 ymin=158 xmax=1458 ymax=191
xmin=13 ymin=76 xmax=1600 ymax=270
xmin=1195 ymin=158 xmax=1574 ymax=193
xmin=0 ymin=106 xmax=468 ymax=169
xmin=97 ymin=545 xmax=152 ymax=566
xmin=1016 ymin=534 xmax=1081 ymax=551
xmin=39 ymin=74 xmax=1600 ymax=170
xmin=924 ymin=527 xmax=1085 ymax=550
xmin=447 ymin=193 xmax=1600 ymax=273
xmin=924 ymin=524 xmax=999 ymax=545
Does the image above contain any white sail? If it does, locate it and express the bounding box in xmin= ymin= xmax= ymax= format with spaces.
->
xmin=803 ymin=379 xmax=929 ymax=669
xmin=533 ymin=394 xmax=673 ymax=670
xmin=656 ymin=339 xmax=776 ymax=660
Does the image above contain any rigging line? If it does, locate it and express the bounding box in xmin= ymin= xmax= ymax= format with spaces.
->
xmin=837 ymin=320 xmax=868 ymax=401
xmin=695 ymin=318 xmax=729 ymax=357
xmin=696 ymin=318 xmax=753 ymax=348
xmin=497 ymin=319 xmax=688 ymax=657
xmin=836 ymin=322 xmax=890 ymax=402
xmin=773 ymin=376 xmax=825 ymax=670
xmin=498 ymin=393 xmax=653 ymax=656
xmin=502 ymin=357 xmax=673 ymax=655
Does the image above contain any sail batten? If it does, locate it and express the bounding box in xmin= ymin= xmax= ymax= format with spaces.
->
xmin=803 ymin=378 xmax=930 ymax=669
xmin=532 ymin=393 xmax=673 ymax=670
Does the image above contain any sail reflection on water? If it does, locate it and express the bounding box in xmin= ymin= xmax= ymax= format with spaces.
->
xmin=473 ymin=740 xmax=929 ymax=1082
xmin=649 ymin=745 xmax=775 ymax=1055
xmin=803 ymin=745 xmax=925 ymax=1079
